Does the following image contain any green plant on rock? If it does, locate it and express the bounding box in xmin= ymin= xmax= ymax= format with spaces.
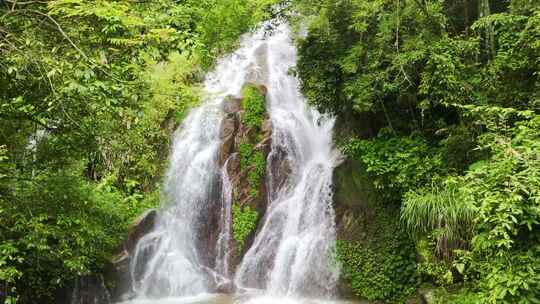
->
xmin=238 ymin=142 xmax=266 ymax=199
xmin=238 ymin=85 xmax=267 ymax=200
xmin=335 ymin=205 xmax=418 ymax=303
xmin=241 ymin=85 xmax=266 ymax=130
xmin=232 ymin=202 xmax=259 ymax=255
xmin=239 ymin=143 xmax=255 ymax=171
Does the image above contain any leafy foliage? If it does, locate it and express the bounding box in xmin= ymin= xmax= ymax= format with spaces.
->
xmin=0 ymin=0 xmax=277 ymax=302
xmin=459 ymin=115 xmax=540 ymax=303
xmin=241 ymin=85 xmax=267 ymax=129
xmin=342 ymin=134 xmax=444 ymax=201
xmin=239 ymin=142 xmax=266 ymax=199
xmin=336 ymin=205 xmax=417 ymax=302
xmin=238 ymin=85 xmax=268 ymax=199
xmin=402 ymin=178 xmax=475 ymax=258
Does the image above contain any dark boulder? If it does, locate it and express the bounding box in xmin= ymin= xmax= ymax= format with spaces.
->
xmin=125 ymin=209 xmax=157 ymax=253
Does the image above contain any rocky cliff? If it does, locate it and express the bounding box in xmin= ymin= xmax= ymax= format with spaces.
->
xmin=218 ymin=84 xmax=272 ymax=270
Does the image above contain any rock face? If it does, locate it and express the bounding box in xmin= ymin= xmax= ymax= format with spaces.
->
xmin=125 ymin=209 xmax=158 ymax=253
xmin=332 ymin=159 xmax=373 ymax=299
xmin=332 ymin=159 xmax=418 ymax=302
xmin=104 ymin=209 xmax=157 ymax=302
xmin=219 ymin=96 xmax=241 ymax=165
xmin=333 ymin=160 xmax=375 ymax=242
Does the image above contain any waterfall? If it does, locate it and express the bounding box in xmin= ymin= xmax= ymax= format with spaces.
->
xmin=128 ymin=26 xmax=269 ymax=300
xmin=234 ymin=24 xmax=340 ymax=298
xmin=126 ymin=22 xmax=340 ymax=302
xmin=215 ymin=158 xmax=233 ymax=282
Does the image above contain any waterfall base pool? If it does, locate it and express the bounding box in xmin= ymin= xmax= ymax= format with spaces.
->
xmin=119 ymin=293 xmax=369 ymax=304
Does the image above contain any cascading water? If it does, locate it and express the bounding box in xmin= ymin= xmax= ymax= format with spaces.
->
xmin=128 ymin=27 xmax=270 ymax=300
xmin=215 ymin=159 xmax=233 ymax=282
xmin=234 ymin=25 xmax=340 ymax=298
xmin=126 ymin=21 xmax=340 ymax=303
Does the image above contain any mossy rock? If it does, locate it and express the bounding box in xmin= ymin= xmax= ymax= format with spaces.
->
xmin=240 ymin=83 xmax=267 ymax=130
xmin=333 ymin=159 xmax=418 ymax=302
xmin=333 ymin=159 xmax=377 ymax=242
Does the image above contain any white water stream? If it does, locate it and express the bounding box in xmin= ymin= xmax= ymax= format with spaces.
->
xmin=234 ymin=25 xmax=340 ymax=298
xmin=126 ymin=22 xmax=341 ymax=304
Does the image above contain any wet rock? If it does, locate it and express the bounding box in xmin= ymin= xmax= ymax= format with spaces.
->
xmin=104 ymin=251 xmax=131 ymax=301
xmin=258 ymin=84 xmax=268 ymax=96
xmin=219 ymin=114 xmax=238 ymax=166
xmin=267 ymin=146 xmax=292 ymax=198
xmin=223 ymin=96 xmax=242 ymax=114
xmin=332 ymin=159 xmax=373 ymax=241
xmin=102 ymin=209 xmax=156 ymax=302
xmin=125 ymin=209 xmax=157 ymax=253
xmin=195 ymin=175 xmax=223 ymax=269
xmin=262 ymin=119 xmax=272 ymax=134
xmin=215 ymin=280 xmax=235 ymax=294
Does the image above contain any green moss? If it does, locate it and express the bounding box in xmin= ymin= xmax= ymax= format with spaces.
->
xmin=238 ymin=85 xmax=267 ymax=200
xmin=238 ymin=142 xmax=266 ymax=199
xmin=432 ymin=286 xmax=482 ymax=304
xmin=332 ymin=145 xmax=444 ymax=302
xmin=232 ymin=202 xmax=259 ymax=255
xmin=333 ymin=161 xmax=418 ymax=303
xmin=336 ymin=215 xmax=418 ymax=303
xmin=241 ymin=85 xmax=266 ymax=130
xmin=238 ymin=142 xmax=254 ymax=171
xmin=230 ymin=84 xmax=267 ymax=256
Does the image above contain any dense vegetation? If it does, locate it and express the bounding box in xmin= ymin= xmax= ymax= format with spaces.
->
xmin=293 ymin=0 xmax=540 ymax=302
xmin=0 ymin=0 xmax=278 ymax=302
xmin=238 ymin=84 xmax=268 ymax=198
xmin=232 ymin=203 xmax=259 ymax=256
xmin=233 ymin=84 xmax=267 ymax=256
xmin=336 ymin=209 xmax=417 ymax=302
